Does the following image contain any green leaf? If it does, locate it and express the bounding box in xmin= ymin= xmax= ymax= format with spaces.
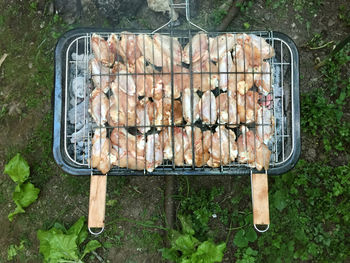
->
xmin=4 ymin=153 xmax=30 ymax=184
xmin=191 ymin=241 xmax=226 ymax=263
xmin=82 ymin=240 xmax=101 ymax=259
xmin=13 ymin=183 xmax=40 ymax=208
xmin=245 ymin=227 xmax=258 ymax=242
xmin=8 ymin=205 xmax=25 ymax=221
xmin=159 ymin=247 xmax=179 ymax=261
xmin=174 ymin=234 xmax=199 ymax=255
xmin=37 ymin=228 xmax=79 ymax=263
xmin=8 ymin=182 xmax=40 ymax=221
xmin=178 ymin=214 xmax=195 ymax=235
xmin=273 ymin=190 xmax=287 ymax=212
xmin=234 ymin=229 xmax=248 ymax=248
xmin=67 ymin=216 xmax=87 ymax=245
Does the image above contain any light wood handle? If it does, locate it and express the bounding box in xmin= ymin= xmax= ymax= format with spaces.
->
xmin=251 ymin=173 xmax=270 ymax=226
xmin=88 ymin=175 xmax=107 ymax=229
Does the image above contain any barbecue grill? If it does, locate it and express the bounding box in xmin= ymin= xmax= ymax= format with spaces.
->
xmin=53 ymin=1 xmax=300 ymax=234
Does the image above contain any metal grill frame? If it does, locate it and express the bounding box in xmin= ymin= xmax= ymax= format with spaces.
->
xmin=53 ymin=28 xmax=300 ymax=176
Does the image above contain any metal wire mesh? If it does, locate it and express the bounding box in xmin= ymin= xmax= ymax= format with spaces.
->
xmin=63 ymin=31 xmax=294 ymax=175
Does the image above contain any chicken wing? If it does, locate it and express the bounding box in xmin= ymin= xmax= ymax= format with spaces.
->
xmin=198 ymin=90 xmax=217 ymax=125
xmin=207 ymin=126 xmax=238 ymax=167
xmin=256 ymin=106 xmax=274 ymax=144
xmin=89 ymin=58 xmax=111 ymax=93
xmin=154 ymin=98 xmax=183 ymax=129
xmin=89 ymin=89 xmax=109 ymax=126
xmin=136 ymin=98 xmax=154 ymax=134
xmin=216 ymin=91 xmax=239 ymax=125
xmin=254 ymin=61 xmax=271 ymax=95
xmin=236 ymin=33 xmax=275 ymax=67
xmin=112 ymin=128 xmax=146 ymax=156
xmin=108 ymin=88 xmax=137 ymax=127
xmin=237 ymin=127 xmax=271 ymax=171
xmin=111 ymin=67 xmax=136 ymax=95
xmin=137 ymin=34 xmax=169 ymax=68
xmin=115 ymin=32 xmax=142 ymax=65
xmin=134 ymin=56 xmax=154 ymax=97
xmin=110 ymin=128 xmax=146 ymax=169
xmin=183 ymin=88 xmax=200 ymax=123
xmin=145 ymin=133 xmax=163 ymax=172
xmin=153 ymin=33 xmax=183 ymax=66
xmin=210 ymin=33 xmax=236 ymax=62
xmin=192 ymin=58 xmax=219 ymax=92
xmin=217 ymin=51 xmax=233 ymax=91
xmin=91 ymin=34 xmax=114 ymax=67
xmin=184 ymin=126 xmax=211 ymax=166
xmin=91 ymin=128 xmax=112 ymax=174
xmin=183 ymin=32 xmax=209 ymax=64
xmin=237 ymin=90 xmax=260 ymax=124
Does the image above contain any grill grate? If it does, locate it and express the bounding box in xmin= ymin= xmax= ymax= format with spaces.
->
xmin=62 ymin=31 xmax=296 ymax=175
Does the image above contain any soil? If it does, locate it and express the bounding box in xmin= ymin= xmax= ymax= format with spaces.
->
xmin=0 ymin=0 xmax=349 ymax=262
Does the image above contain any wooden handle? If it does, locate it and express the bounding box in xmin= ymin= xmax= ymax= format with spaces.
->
xmin=251 ymin=173 xmax=270 ymax=225
xmin=88 ymin=175 xmax=107 ymax=229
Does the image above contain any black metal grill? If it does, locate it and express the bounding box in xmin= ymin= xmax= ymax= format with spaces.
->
xmin=53 ymin=29 xmax=300 ymax=176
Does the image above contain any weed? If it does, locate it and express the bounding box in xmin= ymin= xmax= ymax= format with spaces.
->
xmin=301 ymin=42 xmax=350 ymax=156
xmin=338 ymin=4 xmax=350 ymax=26
xmin=176 ymin=185 xmax=227 ymax=241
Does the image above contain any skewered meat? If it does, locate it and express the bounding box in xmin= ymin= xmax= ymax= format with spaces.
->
xmin=184 ymin=126 xmax=211 ymax=166
xmin=237 ymin=127 xmax=271 ymax=171
xmin=216 ymin=91 xmax=239 ymax=125
xmin=207 ymin=126 xmax=238 ymax=167
xmin=199 ymin=90 xmax=217 ymax=125
xmin=91 ymin=34 xmax=114 ymax=66
xmin=237 ymin=90 xmax=260 ymax=124
xmin=91 ymin=128 xmax=112 ymax=174
xmin=145 ymin=133 xmax=163 ymax=172
xmin=192 ymin=57 xmax=219 ymax=92
xmin=183 ymin=88 xmax=200 ymax=123
xmin=89 ymin=89 xmax=109 ymax=126
xmin=115 ymin=32 xmax=142 ymax=65
xmin=183 ymin=32 xmax=209 ymax=64
xmin=254 ymin=61 xmax=271 ymax=95
xmin=210 ymin=33 xmax=236 ymax=62
xmin=256 ymin=106 xmax=274 ymax=143
xmin=153 ymin=33 xmax=183 ymax=66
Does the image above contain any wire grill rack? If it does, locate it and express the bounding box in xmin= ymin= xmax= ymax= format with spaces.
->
xmin=54 ymin=29 xmax=299 ymax=176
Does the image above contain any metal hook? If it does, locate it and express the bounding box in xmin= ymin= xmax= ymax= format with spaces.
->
xmin=88 ymin=227 xmax=104 ymax=236
xmin=152 ymin=0 xmax=207 ymax=34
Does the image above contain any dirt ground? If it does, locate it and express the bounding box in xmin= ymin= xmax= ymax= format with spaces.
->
xmin=0 ymin=0 xmax=349 ymax=262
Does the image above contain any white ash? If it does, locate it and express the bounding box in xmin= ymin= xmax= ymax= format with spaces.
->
xmin=68 ymin=96 xmax=89 ymax=130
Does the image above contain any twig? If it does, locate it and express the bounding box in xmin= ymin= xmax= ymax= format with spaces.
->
xmin=0 ymin=53 xmax=8 ymax=68
xmin=217 ymin=0 xmax=245 ymax=31
xmin=308 ymin=41 xmax=334 ymax=50
xmin=315 ymin=34 xmax=350 ymax=69
xmin=92 ymin=251 xmax=104 ymax=263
